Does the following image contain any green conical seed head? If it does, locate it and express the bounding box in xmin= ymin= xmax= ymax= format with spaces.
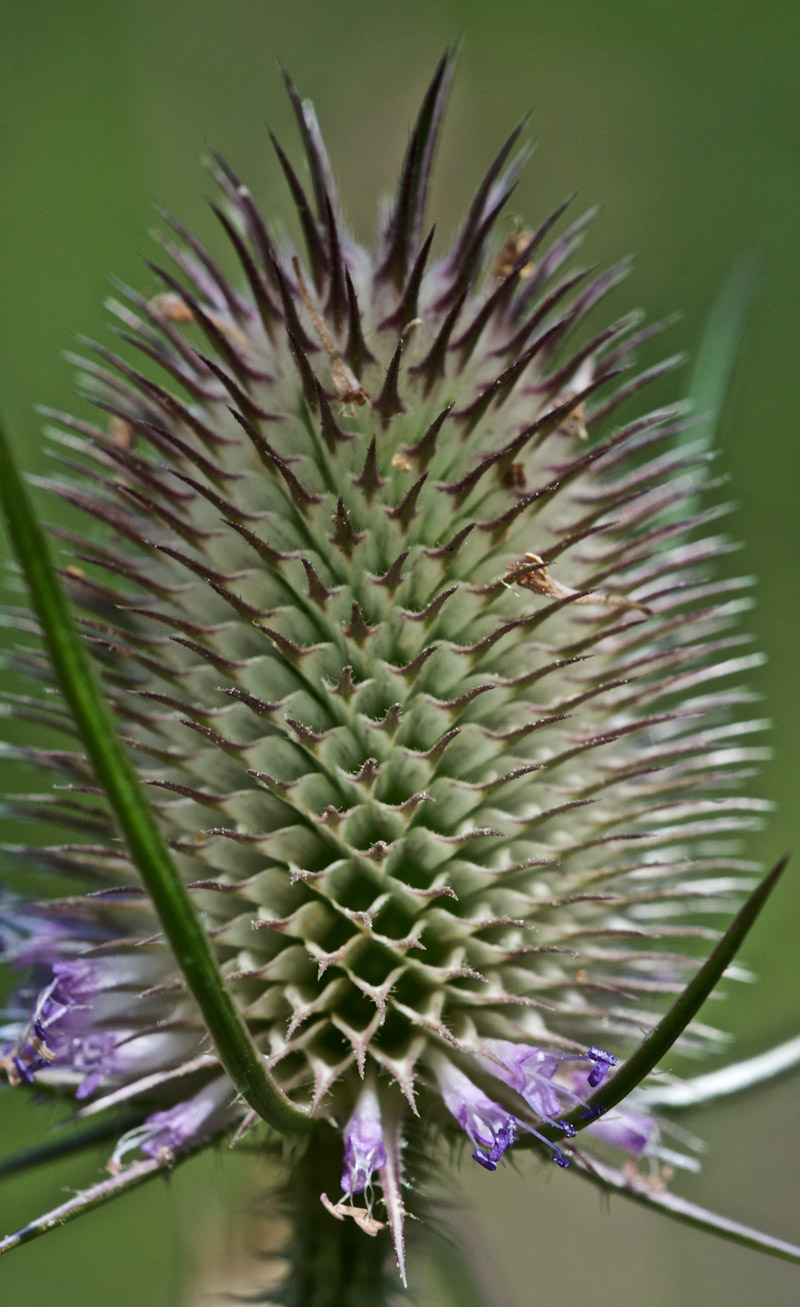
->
xmin=3 ymin=57 xmax=764 ymax=1226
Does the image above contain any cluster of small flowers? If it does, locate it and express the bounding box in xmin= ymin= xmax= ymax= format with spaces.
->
xmin=1 ymin=915 xmax=233 ymax=1163
xmin=341 ymin=1041 xmax=655 ymax=1200
xmin=2 ymin=908 xmax=658 ymax=1194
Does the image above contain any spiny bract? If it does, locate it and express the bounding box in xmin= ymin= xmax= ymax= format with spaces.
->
xmin=1 ymin=53 xmax=765 ymax=1281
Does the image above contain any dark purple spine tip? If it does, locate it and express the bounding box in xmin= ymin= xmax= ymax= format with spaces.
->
xmin=553 ymin=1151 xmax=570 ymax=1168
xmin=557 ymin=1119 xmax=577 ymax=1139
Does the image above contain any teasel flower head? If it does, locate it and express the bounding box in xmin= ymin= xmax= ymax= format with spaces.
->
xmin=0 ymin=51 xmax=790 ymax=1296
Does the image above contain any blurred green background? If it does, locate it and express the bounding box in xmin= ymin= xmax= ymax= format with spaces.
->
xmin=1 ymin=1 xmax=798 ymax=1302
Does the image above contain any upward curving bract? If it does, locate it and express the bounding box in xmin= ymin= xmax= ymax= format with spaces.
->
xmin=0 ymin=52 xmax=767 ymax=1288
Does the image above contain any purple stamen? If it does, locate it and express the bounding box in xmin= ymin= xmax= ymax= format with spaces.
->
xmin=12 ymin=1055 xmax=39 ymax=1084
xmin=471 ymin=1147 xmax=498 ymax=1170
xmin=524 ymin=1123 xmax=573 ymax=1168
xmin=585 ymin=1047 xmax=617 ymax=1088
xmin=580 ymin=1103 xmax=606 ymax=1123
xmin=471 ymin=1114 xmax=517 ymax=1171
xmin=110 ymin=1078 xmax=232 ymax=1168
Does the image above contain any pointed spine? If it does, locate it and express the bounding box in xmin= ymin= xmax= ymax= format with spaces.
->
xmin=269 ymin=130 xmax=329 ymax=292
xmin=402 ymin=404 xmax=453 ymax=471
xmin=379 ymin=226 xmax=436 ymax=333
xmin=354 ymin=436 xmax=385 ymax=501
xmin=373 ymin=340 xmax=406 ymax=426
xmin=409 ymin=294 xmax=466 ymax=396
xmin=281 ymin=69 xmax=338 ymax=222
xmin=209 ymin=202 xmax=281 ymax=340
xmin=376 ymin=49 xmax=456 ymax=287
xmin=343 ymin=268 xmax=377 ymax=377
xmin=436 ymin=120 xmax=532 ymax=309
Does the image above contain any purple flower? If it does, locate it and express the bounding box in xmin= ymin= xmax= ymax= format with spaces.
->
xmin=109 ymin=1079 xmax=233 ymax=1170
xmin=340 ymin=1086 xmax=387 ymax=1195
xmin=432 ymin=1058 xmax=518 ymax=1171
xmin=3 ymin=951 xmax=199 ymax=1098
xmin=1 ymin=921 xmax=237 ymax=1172
xmin=585 ymin=1107 xmax=657 ymax=1155
xmin=479 ymin=1039 xmax=618 ymax=1123
xmin=475 ymin=1040 xmax=655 ymax=1161
xmin=472 ymin=1040 xmax=642 ymax=1164
xmin=564 ymin=1074 xmax=657 ymax=1154
xmin=472 ymin=1116 xmax=518 ymax=1173
xmin=478 ymin=1040 xmax=569 ymax=1119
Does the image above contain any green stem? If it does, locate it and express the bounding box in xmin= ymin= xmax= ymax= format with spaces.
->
xmin=539 ymin=854 xmax=788 ymax=1143
xmin=0 ymin=415 xmax=311 ymax=1137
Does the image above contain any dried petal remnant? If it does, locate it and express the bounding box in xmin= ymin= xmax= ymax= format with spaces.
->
xmin=506 ymin=552 xmax=653 ymax=614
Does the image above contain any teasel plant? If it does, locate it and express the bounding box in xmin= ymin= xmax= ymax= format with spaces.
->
xmin=0 ymin=50 xmax=798 ymax=1305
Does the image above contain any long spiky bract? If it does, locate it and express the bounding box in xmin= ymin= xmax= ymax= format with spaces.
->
xmin=1 ymin=53 xmax=795 ymax=1299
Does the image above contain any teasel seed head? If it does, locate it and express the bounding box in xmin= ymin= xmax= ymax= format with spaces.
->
xmin=1 ymin=51 xmax=769 ymax=1282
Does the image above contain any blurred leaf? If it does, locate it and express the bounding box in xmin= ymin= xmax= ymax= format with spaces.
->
xmin=638 ymin=1032 xmax=800 ymax=1110
xmin=689 ymin=252 xmax=765 ymax=453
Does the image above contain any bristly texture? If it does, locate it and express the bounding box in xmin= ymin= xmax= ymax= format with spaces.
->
xmin=0 ymin=51 xmax=768 ymax=1294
